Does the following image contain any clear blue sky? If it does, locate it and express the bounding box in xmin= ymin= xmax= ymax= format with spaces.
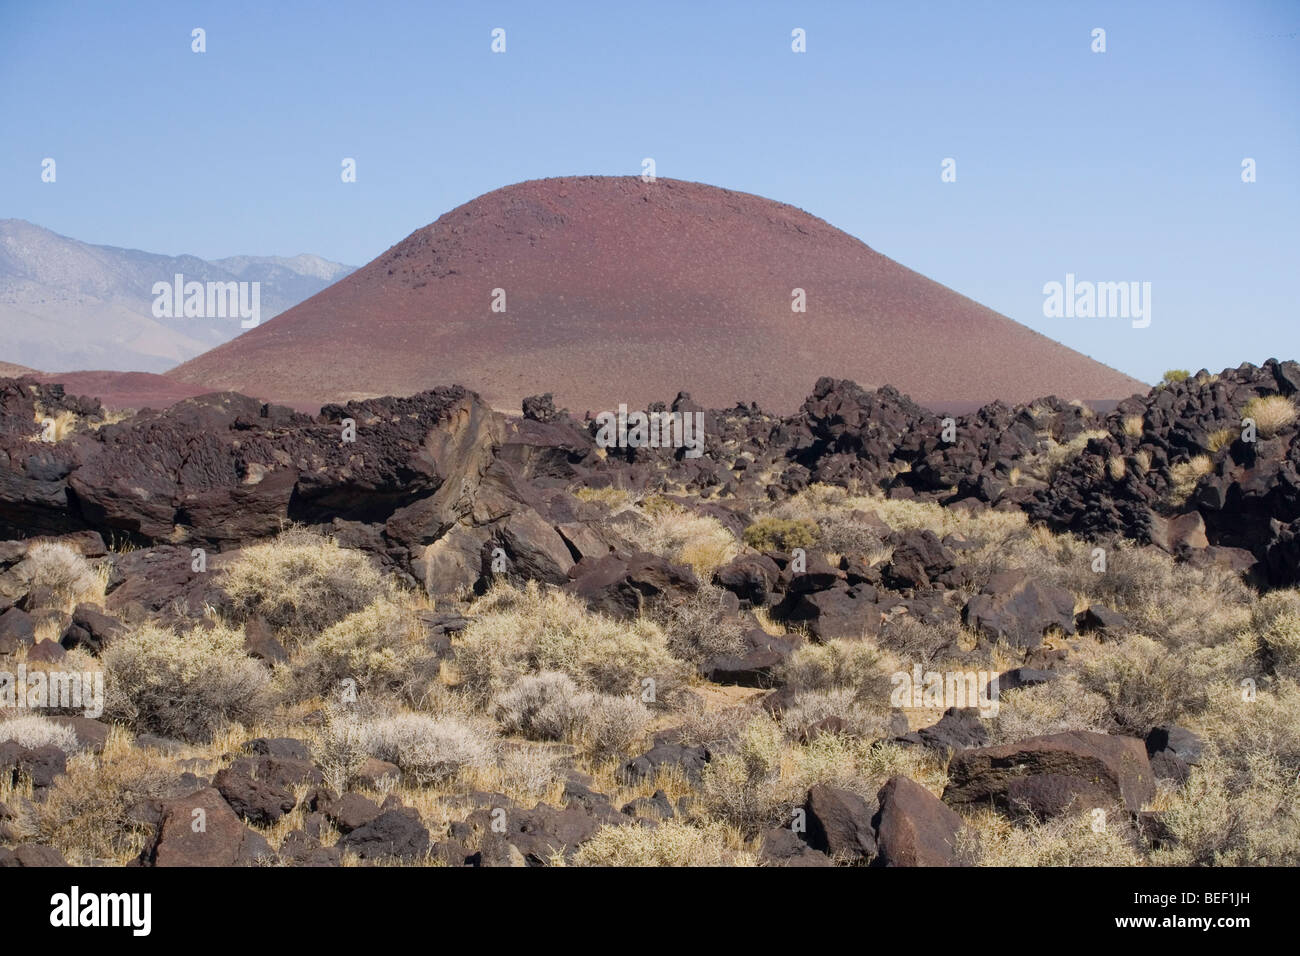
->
xmin=2 ymin=0 xmax=1297 ymax=384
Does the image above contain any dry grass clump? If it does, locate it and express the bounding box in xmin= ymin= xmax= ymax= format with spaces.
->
xmin=631 ymin=503 xmax=741 ymax=577
xmin=490 ymin=670 xmax=651 ymax=758
xmin=698 ymin=717 xmax=799 ymax=833
xmin=988 ymin=677 xmax=1110 ymax=744
xmin=1168 ymin=454 xmax=1213 ymax=504
xmin=1252 ymin=589 xmax=1300 ymax=680
xmin=1242 ymin=395 xmax=1298 ymax=438
xmin=30 ymin=406 xmax=80 ymax=442
xmin=777 ymin=638 xmax=897 ymax=701
xmin=453 ymin=582 xmax=687 ymax=701
xmin=697 ymin=713 xmax=943 ymax=836
xmin=1077 ymin=634 xmax=1208 ymax=735
xmin=287 ymin=597 xmax=439 ymax=704
xmin=1206 ymin=427 xmax=1235 ymax=453
xmin=962 ymin=806 xmax=1143 ymax=866
xmin=1037 ymin=430 xmax=1110 ymax=481
xmin=221 ymin=528 xmax=387 ymax=643
xmin=26 ymin=728 xmax=181 ymax=864
xmin=742 ymin=517 xmax=820 ymax=553
xmin=1121 ymin=414 xmax=1145 ymax=438
xmin=572 ymin=486 xmax=634 ymax=509
xmin=357 ymin=712 xmax=497 ymax=786
xmin=776 ymin=687 xmax=893 ymax=739
xmin=650 ymin=583 xmax=745 ymax=665
xmin=0 ymin=715 xmax=80 ymax=752
xmin=1151 ymin=752 xmax=1300 ymax=866
xmin=101 ymin=621 xmax=273 ymax=741
xmin=571 ymin=821 xmax=756 ymax=867
xmin=11 ymin=541 xmax=104 ymax=610
xmin=1002 ymin=530 xmax=1250 ymax=651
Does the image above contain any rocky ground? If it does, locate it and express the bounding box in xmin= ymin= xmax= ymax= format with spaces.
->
xmin=0 ymin=361 xmax=1297 ymax=867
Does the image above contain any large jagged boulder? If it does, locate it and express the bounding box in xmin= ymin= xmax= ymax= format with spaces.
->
xmin=942 ymin=731 xmax=1155 ymax=819
xmin=962 ymin=570 xmax=1077 ymax=650
xmin=565 ymin=551 xmax=698 ymax=619
xmin=872 ymin=776 xmax=971 ymax=867
xmin=137 ymin=787 xmax=275 ymax=867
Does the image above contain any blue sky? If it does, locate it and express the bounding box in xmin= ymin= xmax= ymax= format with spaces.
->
xmin=2 ymin=0 xmax=1297 ymax=384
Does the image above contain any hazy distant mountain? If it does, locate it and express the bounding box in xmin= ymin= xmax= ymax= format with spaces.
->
xmin=0 ymin=219 xmax=354 ymax=373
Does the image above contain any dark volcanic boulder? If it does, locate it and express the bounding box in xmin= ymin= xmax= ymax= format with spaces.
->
xmin=893 ymin=707 xmax=989 ymax=758
xmin=872 ymin=776 xmax=970 ymax=867
xmin=565 ymin=551 xmax=697 ymax=619
xmin=883 ymin=529 xmax=955 ymax=590
xmin=962 ymin=570 xmax=1076 ymax=650
xmin=942 ymin=731 xmax=1155 ymax=819
xmin=336 ymin=807 xmax=432 ymax=862
xmin=760 ymin=826 xmax=833 ymax=867
xmin=800 ymin=783 xmax=877 ymax=860
xmin=713 ymin=553 xmax=781 ymax=606
xmin=138 ymin=787 xmax=274 ymax=867
xmin=59 ymin=602 xmax=125 ymax=653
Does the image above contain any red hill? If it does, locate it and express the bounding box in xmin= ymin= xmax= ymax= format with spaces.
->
xmin=168 ymin=176 xmax=1146 ymax=414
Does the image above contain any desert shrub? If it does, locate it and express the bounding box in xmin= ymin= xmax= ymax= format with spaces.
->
xmin=491 ymin=671 xmax=583 ymax=741
xmin=1198 ymin=679 xmax=1300 ymax=776
xmin=1253 ymin=590 xmax=1300 ymax=680
xmin=875 ymin=614 xmax=972 ymax=667
xmin=776 ymin=688 xmax=893 ymax=740
xmin=633 ymin=504 xmax=740 ymax=577
xmin=962 ymin=806 xmax=1143 ymax=866
xmin=490 ymin=746 xmax=563 ymax=801
xmin=1161 ymin=369 xmax=1190 ymax=385
xmin=221 ymin=529 xmax=386 ymax=643
xmin=312 ymin=704 xmax=374 ymax=793
xmin=742 ymin=517 xmax=819 ymax=553
xmin=572 ymin=821 xmax=756 ymax=867
xmin=1121 ymin=414 xmax=1144 ymax=438
xmin=454 ymin=582 xmax=687 ymax=701
xmin=777 ymin=639 xmax=896 ymax=701
xmin=650 ymin=583 xmax=745 ymax=665
xmin=1151 ymin=753 xmax=1300 ymax=866
xmin=1009 ymin=533 xmax=1250 ymax=651
xmin=1242 ymin=395 xmax=1298 ymax=438
xmin=1168 ymin=454 xmax=1213 ymax=504
xmin=571 ymin=692 xmax=651 ymax=758
xmin=13 ymin=542 xmax=102 ymax=609
xmin=102 ymin=622 xmax=272 ymax=742
xmin=358 ymin=712 xmax=496 ymax=785
xmin=29 ymin=731 xmax=182 ymax=864
xmin=1078 ymin=635 xmax=1206 ymax=735
xmin=289 ymin=598 xmax=438 ymax=704
xmin=698 ymin=717 xmax=799 ymax=834
xmin=490 ymin=671 xmax=649 ymax=757
xmin=795 ymin=736 xmax=946 ymax=799
xmin=0 ymin=715 xmax=80 ymax=752
xmin=989 ymin=677 xmax=1109 ymax=744
xmin=1206 ymin=427 xmax=1235 ymax=452
xmin=815 ymin=515 xmax=887 ymax=560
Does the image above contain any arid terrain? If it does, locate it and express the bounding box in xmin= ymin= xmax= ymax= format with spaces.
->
xmin=0 ymin=360 xmax=1296 ymax=867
